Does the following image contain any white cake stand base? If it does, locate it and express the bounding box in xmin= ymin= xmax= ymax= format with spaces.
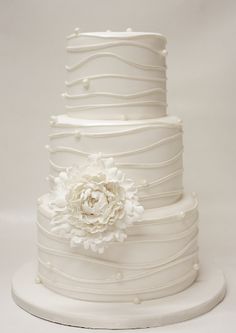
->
xmin=12 ymin=262 xmax=226 ymax=329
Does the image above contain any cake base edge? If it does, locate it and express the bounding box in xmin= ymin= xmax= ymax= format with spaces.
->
xmin=11 ymin=261 xmax=226 ymax=329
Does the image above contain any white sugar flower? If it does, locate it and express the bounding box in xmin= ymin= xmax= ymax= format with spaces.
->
xmin=49 ymin=153 xmax=144 ymax=253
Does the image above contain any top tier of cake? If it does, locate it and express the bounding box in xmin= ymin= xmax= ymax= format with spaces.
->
xmin=63 ymin=30 xmax=167 ymax=120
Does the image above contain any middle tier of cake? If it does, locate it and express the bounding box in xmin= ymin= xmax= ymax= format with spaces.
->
xmin=47 ymin=115 xmax=183 ymax=209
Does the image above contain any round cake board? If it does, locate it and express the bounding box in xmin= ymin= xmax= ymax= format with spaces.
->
xmin=12 ymin=262 xmax=226 ymax=329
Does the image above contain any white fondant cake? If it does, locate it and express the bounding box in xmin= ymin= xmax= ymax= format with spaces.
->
xmin=12 ymin=29 xmax=226 ymax=328
xmin=64 ymin=31 xmax=167 ymax=120
xmin=41 ymin=30 xmax=198 ymax=301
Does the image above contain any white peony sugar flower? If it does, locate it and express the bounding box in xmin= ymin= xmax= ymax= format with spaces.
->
xmin=49 ymin=153 xmax=144 ymax=253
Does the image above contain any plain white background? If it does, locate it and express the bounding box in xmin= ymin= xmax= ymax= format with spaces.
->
xmin=1 ymin=0 xmax=236 ymax=332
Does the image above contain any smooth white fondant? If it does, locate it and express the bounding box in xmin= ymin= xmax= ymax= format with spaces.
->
xmin=48 ymin=115 xmax=183 ymax=209
xmin=36 ymin=193 xmax=199 ymax=302
xmin=65 ymin=32 xmax=167 ymax=120
xmin=12 ymin=261 xmax=226 ymax=329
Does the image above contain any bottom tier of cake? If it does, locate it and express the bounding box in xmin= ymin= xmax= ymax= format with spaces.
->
xmin=36 ymin=193 xmax=199 ymax=303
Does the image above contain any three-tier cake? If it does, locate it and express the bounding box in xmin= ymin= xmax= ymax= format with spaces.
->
xmin=12 ymin=29 xmax=226 ymax=329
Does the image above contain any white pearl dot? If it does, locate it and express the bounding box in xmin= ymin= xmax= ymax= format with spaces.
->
xmin=82 ymin=78 xmax=90 ymax=89
xmin=37 ymin=198 xmax=42 ymax=205
xmin=45 ymin=145 xmax=50 ymax=150
xmin=116 ymin=272 xmax=123 ymax=281
xmin=133 ymin=296 xmax=141 ymax=304
xmin=61 ymin=92 xmax=66 ymax=98
xmin=141 ymin=179 xmax=148 ymax=186
xmin=193 ymin=263 xmax=200 ymax=271
xmin=35 ymin=276 xmax=41 ymax=284
xmin=126 ymin=28 xmax=132 ymax=32
xmin=177 ymin=211 xmax=185 ymax=220
xmin=74 ymin=27 xmax=80 ymax=35
xmin=46 ymin=262 xmax=52 ymax=269
xmin=106 ymin=29 xmax=111 ymax=32
xmin=161 ymin=49 xmax=168 ymax=56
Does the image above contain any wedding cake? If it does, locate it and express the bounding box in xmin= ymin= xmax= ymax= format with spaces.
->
xmin=12 ymin=29 xmax=226 ymax=329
